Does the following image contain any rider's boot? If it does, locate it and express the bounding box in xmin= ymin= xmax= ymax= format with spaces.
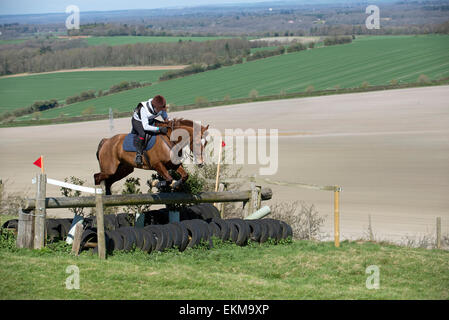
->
xmin=135 ymin=138 xmax=145 ymax=166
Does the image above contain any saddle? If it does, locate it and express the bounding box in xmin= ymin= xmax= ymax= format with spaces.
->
xmin=122 ymin=133 xmax=157 ymax=152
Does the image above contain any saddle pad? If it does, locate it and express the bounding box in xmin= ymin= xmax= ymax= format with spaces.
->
xmin=122 ymin=133 xmax=157 ymax=152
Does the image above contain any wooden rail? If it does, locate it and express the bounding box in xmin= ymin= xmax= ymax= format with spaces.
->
xmin=23 ymin=188 xmax=272 ymax=210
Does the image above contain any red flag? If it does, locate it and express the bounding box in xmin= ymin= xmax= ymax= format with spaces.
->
xmin=33 ymin=156 xmax=42 ymax=168
xmin=222 ymin=141 xmax=226 ymax=147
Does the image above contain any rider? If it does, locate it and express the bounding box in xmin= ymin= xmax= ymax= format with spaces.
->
xmin=131 ymin=94 xmax=170 ymax=166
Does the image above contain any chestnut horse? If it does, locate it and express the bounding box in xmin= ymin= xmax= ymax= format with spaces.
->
xmin=94 ymin=118 xmax=209 ymax=195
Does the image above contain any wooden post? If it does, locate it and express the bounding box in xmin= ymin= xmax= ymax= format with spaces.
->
xmin=216 ymin=183 xmax=225 ymax=217
xmin=33 ymin=174 xmax=46 ymax=249
xmin=368 ymin=214 xmax=374 ymax=242
xmin=71 ymin=223 xmax=84 ymax=255
xmin=214 ymin=141 xmax=223 ymax=192
xmin=17 ymin=209 xmax=34 ymax=249
xmin=334 ymin=186 xmax=341 ymax=248
xmin=0 ymin=179 xmax=3 ymax=206
xmin=436 ymin=217 xmax=441 ymax=249
xmin=246 ymin=182 xmax=261 ymax=218
xmin=95 ymin=182 xmax=106 ymax=259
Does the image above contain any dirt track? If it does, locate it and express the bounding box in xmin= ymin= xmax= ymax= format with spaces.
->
xmin=0 ymin=65 xmax=187 ymax=78
xmin=1 ymin=86 xmax=448 ymax=242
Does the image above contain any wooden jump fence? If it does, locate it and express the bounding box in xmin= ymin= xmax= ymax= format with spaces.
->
xmin=17 ymin=174 xmax=272 ymax=259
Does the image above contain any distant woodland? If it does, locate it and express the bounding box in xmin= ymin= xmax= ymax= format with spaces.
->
xmin=0 ymin=0 xmax=448 ymax=75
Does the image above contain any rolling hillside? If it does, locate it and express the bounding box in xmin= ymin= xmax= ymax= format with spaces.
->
xmin=17 ymin=35 xmax=449 ymax=121
xmin=0 ymin=70 xmax=168 ymax=113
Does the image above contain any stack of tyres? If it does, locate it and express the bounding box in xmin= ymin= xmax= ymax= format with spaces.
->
xmin=2 ymin=216 xmax=293 ymax=254
xmin=84 ymin=219 xmax=212 ymax=254
xmin=209 ymin=218 xmax=293 ymax=246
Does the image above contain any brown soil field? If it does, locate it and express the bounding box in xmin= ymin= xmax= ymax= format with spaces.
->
xmin=1 ymin=86 xmax=448 ymax=243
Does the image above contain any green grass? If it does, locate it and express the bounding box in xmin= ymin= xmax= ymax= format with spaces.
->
xmin=0 ymin=39 xmax=29 ymax=45
xmin=0 ymin=70 xmax=168 ymax=113
xmin=21 ymin=34 xmax=449 ymax=121
xmin=84 ymin=36 xmax=235 ymax=46
xmin=0 ymin=228 xmax=447 ymax=299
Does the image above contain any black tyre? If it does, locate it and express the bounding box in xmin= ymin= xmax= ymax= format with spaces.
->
xmin=165 ymin=223 xmax=183 ymax=249
xmin=226 ymin=219 xmax=250 ymax=246
xmin=171 ymin=222 xmax=189 ymax=252
xmin=265 ymin=219 xmax=283 ymax=241
xmin=144 ymin=225 xmax=168 ymax=251
xmin=279 ymin=220 xmax=293 ymax=239
xmin=180 ymin=204 xmax=220 ymax=222
xmin=225 ymin=220 xmax=239 ymax=243
xmin=141 ymin=228 xmax=157 ymax=253
xmin=128 ymin=227 xmax=145 ymax=250
xmin=104 ymin=215 xmax=119 ymax=230
xmin=2 ymin=219 xmax=18 ymax=230
xmin=192 ymin=219 xmax=213 ymax=248
xmin=45 ymin=219 xmax=62 ymax=241
xmin=116 ymin=227 xmax=137 ymax=251
xmin=116 ymin=213 xmax=133 ymax=228
xmin=210 ymin=218 xmax=230 ymax=241
xmin=180 ymin=220 xmax=202 ymax=248
xmin=80 ymin=227 xmax=96 ymax=250
xmin=260 ymin=219 xmax=278 ymax=241
xmin=257 ymin=220 xmax=269 ymax=243
xmin=246 ymin=220 xmax=262 ymax=242
xmin=105 ymin=230 xmax=124 ymax=251
xmin=57 ymin=218 xmax=72 ymax=239
xmin=208 ymin=221 xmax=221 ymax=239
xmin=160 ymin=225 xmax=174 ymax=249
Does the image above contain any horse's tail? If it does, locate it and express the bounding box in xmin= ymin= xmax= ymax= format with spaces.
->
xmin=96 ymin=138 xmax=107 ymax=161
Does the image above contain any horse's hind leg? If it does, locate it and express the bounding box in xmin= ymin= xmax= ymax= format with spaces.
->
xmin=104 ymin=164 xmax=134 ymax=195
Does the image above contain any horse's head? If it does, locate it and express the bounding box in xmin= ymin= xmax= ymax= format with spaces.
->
xmin=163 ymin=119 xmax=210 ymax=166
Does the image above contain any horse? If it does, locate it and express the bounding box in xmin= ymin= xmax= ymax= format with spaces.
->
xmin=94 ymin=118 xmax=209 ymax=195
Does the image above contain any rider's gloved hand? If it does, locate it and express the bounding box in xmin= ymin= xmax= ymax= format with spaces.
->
xmin=159 ymin=127 xmax=168 ymax=134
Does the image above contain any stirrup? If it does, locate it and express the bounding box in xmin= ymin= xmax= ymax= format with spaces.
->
xmin=135 ymin=154 xmax=143 ymax=166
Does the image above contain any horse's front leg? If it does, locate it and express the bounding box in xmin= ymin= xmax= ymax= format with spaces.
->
xmin=153 ymin=162 xmax=174 ymax=189
xmin=176 ymin=165 xmax=189 ymax=183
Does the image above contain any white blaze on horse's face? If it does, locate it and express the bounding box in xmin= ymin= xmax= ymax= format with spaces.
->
xmin=192 ymin=121 xmax=206 ymax=166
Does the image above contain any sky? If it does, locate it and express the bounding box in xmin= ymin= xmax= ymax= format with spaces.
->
xmin=0 ymin=0 xmax=285 ymax=15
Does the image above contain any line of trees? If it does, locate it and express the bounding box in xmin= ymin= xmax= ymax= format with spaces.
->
xmin=0 ymin=38 xmax=252 ymax=76
xmin=323 ymin=36 xmax=353 ymax=46
xmin=246 ymin=46 xmax=286 ymax=62
xmin=0 ymin=99 xmax=59 ymax=122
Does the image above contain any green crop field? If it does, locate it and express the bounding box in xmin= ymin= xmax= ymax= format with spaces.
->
xmin=0 ymin=70 xmax=168 ymax=113
xmin=16 ymin=35 xmax=449 ymax=121
xmin=84 ymin=36 xmax=235 ymax=46
xmin=0 ymin=38 xmax=29 ymax=45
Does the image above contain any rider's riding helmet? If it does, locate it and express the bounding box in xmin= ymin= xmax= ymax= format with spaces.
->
xmin=152 ymin=95 xmax=166 ymax=112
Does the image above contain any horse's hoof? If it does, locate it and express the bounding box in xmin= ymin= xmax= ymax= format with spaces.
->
xmin=156 ymin=181 xmax=167 ymax=189
xmin=151 ymin=180 xmax=160 ymax=188
xmin=171 ymin=180 xmax=182 ymax=189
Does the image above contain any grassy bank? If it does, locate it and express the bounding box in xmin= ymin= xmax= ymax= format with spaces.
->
xmin=0 ymin=225 xmax=447 ymax=299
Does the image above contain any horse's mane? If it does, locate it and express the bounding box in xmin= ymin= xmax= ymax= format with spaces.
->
xmin=173 ymin=118 xmax=193 ymax=127
xmin=172 ymin=118 xmax=208 ymax=129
